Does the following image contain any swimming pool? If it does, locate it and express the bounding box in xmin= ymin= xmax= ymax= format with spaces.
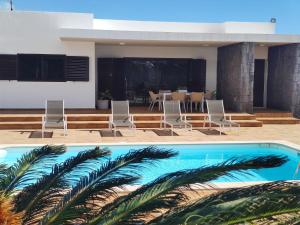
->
xmin=1 ymin=143 xmax=300 ymax=185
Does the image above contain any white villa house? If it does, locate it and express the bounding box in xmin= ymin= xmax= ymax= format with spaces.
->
xmin=0 ymin=11 xmax=300 ymax=117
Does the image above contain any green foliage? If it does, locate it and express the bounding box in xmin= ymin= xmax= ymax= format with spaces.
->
xmin=40 ymin=146 xmax=176 ymax=225
xmin=0 ymin=145 xmax=66 ymax=195
xmin=91 ymin=155 xmax=288 ymax=225
xmin=0 ymin=144 xmax=298 ymax=225
xmin=151 ymin=182 xmax=300 ymax=225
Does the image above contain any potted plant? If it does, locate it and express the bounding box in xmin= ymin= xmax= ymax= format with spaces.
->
xmin=97 ymin=90 xmax=112 ymax=109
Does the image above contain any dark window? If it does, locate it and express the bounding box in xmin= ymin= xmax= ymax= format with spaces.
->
xmin=65 ymin=56 xmax=89 ymax=81
xmin=0 ymin=54 xmax=17 ymax=80
xmin=188 ymin=59 xmax=206 ymax=92
xmin=17 ymin=54 xmax=42 ymax=81
xmin=42 ymin=55 xmax=65 ymax=81
xmin=17 ymin=54 xmax=65 ymax=82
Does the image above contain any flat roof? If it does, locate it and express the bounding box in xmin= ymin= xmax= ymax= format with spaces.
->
xmin=60 ymin=28 xmax=300 ymax=46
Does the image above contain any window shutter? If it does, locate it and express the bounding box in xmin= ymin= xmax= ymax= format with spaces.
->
xmin=65 ymin=56 xmax=89 ymax=81
xmin=0 ymin=54 xmax=17 ymax=80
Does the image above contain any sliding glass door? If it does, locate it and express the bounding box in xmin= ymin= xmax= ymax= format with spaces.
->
xmin=97 ymin=57 xmax=206 ymax=105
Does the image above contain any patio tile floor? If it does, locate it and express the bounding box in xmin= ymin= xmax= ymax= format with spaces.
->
xmin=0 ymin=125 xmax=299 ymax=146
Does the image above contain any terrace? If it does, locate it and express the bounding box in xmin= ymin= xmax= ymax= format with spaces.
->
xmin=0 ymin=107 xmax=299 ymax=146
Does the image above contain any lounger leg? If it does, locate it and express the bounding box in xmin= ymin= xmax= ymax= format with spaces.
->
xmin=151 ymin=102 xmax=154 ymax=111
xmin=148 ymin=102 xmax=152 ymax=111
xmin=65 ymin=122 xmax=67 ymax=136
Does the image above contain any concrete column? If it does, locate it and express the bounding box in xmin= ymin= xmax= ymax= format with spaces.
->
xmin=267 ymin=44 xmax=300 ymax=118
xmin=217 ymin=42 xmax=255 ymax=113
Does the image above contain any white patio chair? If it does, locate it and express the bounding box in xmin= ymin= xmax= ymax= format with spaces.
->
xmin=205 ymin=100 xmax=240 ymax=135
xmin=42 ymin=100 xmax=67 ymax=138
xmin=149 ymin=91 xmax=162 ymax=111
xmin=109 ymin=100 xmax=136 ymax=136
xmin=161 ymin=100 xmax=192 ymax=136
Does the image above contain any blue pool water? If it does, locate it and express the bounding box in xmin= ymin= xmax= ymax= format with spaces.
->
xmin=1 ymin=143 xmax=300 ymax=185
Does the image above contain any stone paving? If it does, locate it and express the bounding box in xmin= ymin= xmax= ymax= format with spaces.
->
xmin=0 ymin=125 xmax=299 ymax=147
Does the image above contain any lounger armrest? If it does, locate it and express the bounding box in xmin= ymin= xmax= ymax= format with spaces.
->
xmin=182 ymin=115 xmax=187 ymax=122
xmin=129 ymin=114 xmax=134 ymax=123
xmin=42 ymin=115 xmax=46 ymax=124
xmin=109 ymin=115 xmax=113 ymax=123
xmin=225 ymin=114 xmax=232 ymax=121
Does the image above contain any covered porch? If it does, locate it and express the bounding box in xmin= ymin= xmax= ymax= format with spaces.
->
xmin=92 ymin=40 xmax=300 ymax=118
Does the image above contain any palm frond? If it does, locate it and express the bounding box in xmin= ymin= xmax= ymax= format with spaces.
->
xmin=15 ymin=147 xmax=111 ymax=224
xmin=39 ymin=146 xmax=176 ymax=225
xmin=0 ymin=163 xmax=8 ymax=180
xmin=150 ymin=182 xmax=300 ymax=225
xmin=91 ymin=155 xmax=287 ymax=225
xmin=0 ymin=145 xmax=66 ymax=195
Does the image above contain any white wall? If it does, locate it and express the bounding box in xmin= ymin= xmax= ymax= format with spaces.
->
xmin=0 ymin=11 xmax=96 ymax=108
xmin=96 ymin=45 xmax=218 ymax=92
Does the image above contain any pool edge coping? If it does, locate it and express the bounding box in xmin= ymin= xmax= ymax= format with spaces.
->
xmin=1 ymin=140 xmax=300 ymax=152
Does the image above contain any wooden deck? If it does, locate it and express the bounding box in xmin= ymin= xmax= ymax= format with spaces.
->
xmin=0 ymin=107 xmax=299 ymax=130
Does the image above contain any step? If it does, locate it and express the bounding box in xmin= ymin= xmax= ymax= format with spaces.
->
xmin=0 ymin=119 xmax=263 ymax=130
xmin=256 ymin=117 xmax=300 ymax=124
xmin=254 ymin=112 xmax=293 ymax=118
xmin=0 ymin=113 xmax=256 ymax=122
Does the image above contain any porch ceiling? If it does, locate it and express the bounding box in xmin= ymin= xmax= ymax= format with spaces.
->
xmin=59 ymin=28 xmax=300 ymax=47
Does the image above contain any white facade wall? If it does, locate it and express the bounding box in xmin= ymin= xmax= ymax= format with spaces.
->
xmin=96 ymin=45 xmax=218 ymax=92
xmin=0 ymin=11 xmax=275 ymax=109
xmin=0 ymin=11 xmax=96 ymax=109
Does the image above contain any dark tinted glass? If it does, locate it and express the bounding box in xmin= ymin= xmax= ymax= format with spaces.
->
xmin=97 ymin=58 xmax=206 ymax=105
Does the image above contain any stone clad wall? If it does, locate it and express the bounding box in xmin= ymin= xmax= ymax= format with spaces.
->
xmin=267 ymin=44 xmax=300 ymax=118
xmin=217 ymin=42 xmax=255 ymax=113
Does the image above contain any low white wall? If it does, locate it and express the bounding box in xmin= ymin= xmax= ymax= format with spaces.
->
xmin=96 ymin=45 xmax=218 ymax=92
xmin=0 ymin=11 xmax=96 ymax=109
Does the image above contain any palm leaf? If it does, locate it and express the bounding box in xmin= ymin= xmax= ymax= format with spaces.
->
xmin=15 ymin=147 xmax=111 ymax=224
xmin=40 ymin=146 xmax=176 ymax=225
xmin=91 ymin=155 xmax=287 ymax=225
xmin=0 ymin=145 xmax=66 ymax=195
xmin=150 ymin=182 xmax=300 ymax=225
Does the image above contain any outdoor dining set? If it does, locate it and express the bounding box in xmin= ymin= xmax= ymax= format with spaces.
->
xmin=148 ymin=90 xmax=205 ymax=112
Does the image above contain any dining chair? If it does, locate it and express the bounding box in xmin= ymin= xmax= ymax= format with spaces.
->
xmin=171 ymin=92 xmax=187 ymax=112
xmin=189 ymin=92 xmax=205 ymax=112
xmin=148 ymin=91 xmax=162 ymax=111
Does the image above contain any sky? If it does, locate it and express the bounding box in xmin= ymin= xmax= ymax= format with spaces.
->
xmin=0 ymin=0 xmax=299 ymax=34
